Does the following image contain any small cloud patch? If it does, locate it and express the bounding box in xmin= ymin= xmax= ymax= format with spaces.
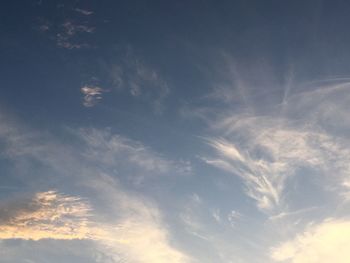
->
xmin=74 ymin=8 xmax=94 ymax=16
xmin=81 ymin=86 xmax=107 ymax=107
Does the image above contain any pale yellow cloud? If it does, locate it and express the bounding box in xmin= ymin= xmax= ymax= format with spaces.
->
xmin=0 ymin=189 xmax=191 ymax=263
xmin=271 ymin=219 xmax=350 ymax=263
xmin=106 ymin=219 xmax=190 ymax=263
xmin=84 ymin=174 xmax=193 ymax=263
xmin=0 ymin=112 xmax=192 ymax=262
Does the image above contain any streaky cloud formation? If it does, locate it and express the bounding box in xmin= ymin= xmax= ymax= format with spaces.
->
xmin=78 ymin=128 xmax=191 ymax=178
xmin=202 ymin=81 xmax=350 ymax=214
xmin=56 ymin=20 xmax=95 ymax=49
xmin=109 ymin=50 xmax=170 ymax=113
xmin=74 ymin=8 xmax=94 ymax=16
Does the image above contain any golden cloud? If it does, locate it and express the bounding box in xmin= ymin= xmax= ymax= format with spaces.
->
xmin=0 ymin=191 xmax=95 ymax=240
xmin=0 ymin=190 xmax=191 ymax=263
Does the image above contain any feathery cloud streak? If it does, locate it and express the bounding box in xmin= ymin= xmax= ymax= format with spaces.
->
xmin=201 ymin=78 xmax=350 ymax=213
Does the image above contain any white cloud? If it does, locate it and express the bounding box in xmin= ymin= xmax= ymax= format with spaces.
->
xmin=74 ymin=8 xmax=94 ymax=16
xmin=203 ymin=136 xmax=284 ymax=211
xmin=271 ymin=219 xmax=350 ymax=263
xmin=204 ymin=118 xmax=350 ymax=212
xmin=78 ymin=128 xmax=191 ymax=179
xmin=201 ymin=81 xmax=350 ymax=213
xmin=75 ymin=172 xmax=193 ymax=263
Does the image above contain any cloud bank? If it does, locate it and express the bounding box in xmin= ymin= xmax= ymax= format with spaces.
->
xmin=271 ymin=219 xmax=350 ymax=263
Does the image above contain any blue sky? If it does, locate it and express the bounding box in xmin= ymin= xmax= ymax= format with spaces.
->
xmin=2 ymin=1 xmax=350 ymax=262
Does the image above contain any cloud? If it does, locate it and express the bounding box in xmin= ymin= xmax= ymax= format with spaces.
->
xmin=83 ymin=173 xmax=193 ymax=263
xmin=62 ymin=21 xmax=95 ymax=35
xmin=56 ymin=20 xmax=95 ymax=49
xmin=81 ymin=86 xmax=107 ymax=107
xmin=203 ymin=118 xmax=350 ymax=212
xmin=203 ymin=136 xmax=284 ymax=211
xmin=0 ymin=191 xmax=94 ymax=240
xmin=0 ymin=239 xmax=114 ymax=263
xmin=270 ymin=219 xmax=350 ymax=263
xmin=227 ymin=210 xmax=242 ymax=227
xmin=0 ymin=111 xmax=192 ymax=262
xmin=212 ymin=209 xmax=221 ymax=223
xmin=105 ymin=218 xmax=190 ymax=263
xmin=74 ymin=8 xmax=94 ymax=16
xmin=78 ymin=128 xmax=191 ymax=178
xmin=178 ymin=194 xmax=250 ymax=262
xmin=0 ymin=188 xmax=191 ymax=263
xmin=200 ymin=81 xmax=350 ymax=213
xmin=109 ymin=50 xmax=170 ymax=113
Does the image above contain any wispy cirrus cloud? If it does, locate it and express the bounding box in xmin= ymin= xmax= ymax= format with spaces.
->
xmin=36 ymin=5 xmax=96 ymax=50
xmin=202 ymin=124 xmax=346 ymax=212
xmin=189 ymin=53 xmax=350 ymax=260
xmin=200 ymin=80 xmax=350 ymax=214
xmin=78 ymin=128 xmax=191 ymax=179
xmin=56 ymin=20 xmax=95 ymax=49
xmin=108 ymin=50 xmax=170 ymax=113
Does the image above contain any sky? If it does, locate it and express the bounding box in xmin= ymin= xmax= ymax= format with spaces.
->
xmin=2 ymin=0 xmax=350 ymax=262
